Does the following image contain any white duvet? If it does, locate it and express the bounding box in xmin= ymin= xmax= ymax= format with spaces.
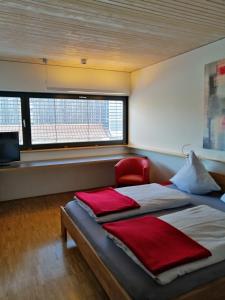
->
xmin=76 ymin=183 xmax=190 ymax=223
xmin=107 ymin=205 xmax=225 ymax=285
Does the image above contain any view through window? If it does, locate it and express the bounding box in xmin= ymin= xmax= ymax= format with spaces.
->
xmin=0 ymin=97 xmax=23 ymax=144
xmin=0 ymin=93 xmax=127 ymax=149
xmin=29 ymin=98 xmax=123 ymax=144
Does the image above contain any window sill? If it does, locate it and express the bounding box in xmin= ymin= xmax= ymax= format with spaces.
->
xmin=0 ymin=153 xmax=135 ymax=171
xmin=20 ymin=144 xmax=128 ymax=154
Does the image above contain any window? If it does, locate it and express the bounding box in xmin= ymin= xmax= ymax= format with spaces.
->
xmin=0 ymin=92 xmax=128 ymax=150
xmin=0 ymin=97 xmax=23 ymax=144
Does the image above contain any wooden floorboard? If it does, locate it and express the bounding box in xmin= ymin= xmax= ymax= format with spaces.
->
xmin=0 ymin=193 xmax=108 ymax=300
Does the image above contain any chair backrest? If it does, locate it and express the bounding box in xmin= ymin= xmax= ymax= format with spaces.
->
xmin=116 ymin=157 xmax=149 ymax=175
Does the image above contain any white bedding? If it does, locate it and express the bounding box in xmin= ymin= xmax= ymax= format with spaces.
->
xmin=76 ymin=183 xmax=190 ymax=223
xmin=107 ymin=205 xmax=225 ymax=285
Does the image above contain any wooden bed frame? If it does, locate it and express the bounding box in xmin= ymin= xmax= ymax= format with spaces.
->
xmin=60 ymin=172 xmax=225 ymax=300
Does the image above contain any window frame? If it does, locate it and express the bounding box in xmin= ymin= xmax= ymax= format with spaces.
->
xmin=0 ymin=91 xmax=128 ymax=150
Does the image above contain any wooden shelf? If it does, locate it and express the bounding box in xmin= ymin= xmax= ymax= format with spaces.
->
xmin=0 ymin=153 xmax=138 ymax=171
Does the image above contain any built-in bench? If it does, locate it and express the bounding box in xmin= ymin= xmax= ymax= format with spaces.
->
xmin=0 ymin=153 xmax=142 ymax=201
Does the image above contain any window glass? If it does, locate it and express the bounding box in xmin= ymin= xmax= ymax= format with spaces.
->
xmin=29 ymin=98 xmax=124 ymax=144
xmin=0 ymin=97 xmax=23 ymax=144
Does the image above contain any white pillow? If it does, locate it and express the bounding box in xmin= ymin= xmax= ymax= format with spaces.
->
xmin=170 ymin=151 xmax=221 ymax=194
xmin=221 ymin=194 xmax=225 ymax=202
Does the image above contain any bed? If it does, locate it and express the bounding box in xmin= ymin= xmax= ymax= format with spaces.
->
xmin=60 ymin=175 xmax=225 ymax=300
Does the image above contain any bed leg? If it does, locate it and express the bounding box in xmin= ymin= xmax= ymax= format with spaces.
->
xmin=61 ymin=210 xmax=67 ymax=242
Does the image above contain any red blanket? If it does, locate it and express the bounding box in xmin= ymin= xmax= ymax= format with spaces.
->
xmin=75 ymin=187 xmax=140 ymax=217
xmin=103 ymin=216 xmax=211 ymax=275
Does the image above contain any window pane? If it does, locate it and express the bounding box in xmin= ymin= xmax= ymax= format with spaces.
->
xmin=0 ymin=97 xmax=23 ymax=144
xmin=29 ymin=98 xmax=124 ymax=144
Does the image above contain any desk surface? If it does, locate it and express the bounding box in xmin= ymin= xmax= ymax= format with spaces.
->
xmin=0 ymin=153 xmax=139 ymax=171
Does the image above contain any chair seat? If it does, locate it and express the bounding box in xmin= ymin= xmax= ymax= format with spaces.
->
xmin=118 ymin=174 xmax=146 ymax=186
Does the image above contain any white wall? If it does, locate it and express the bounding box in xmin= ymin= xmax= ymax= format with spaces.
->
xmin=0 ymin=60 xmax=130 ymax=162
xmin=130 ymin=38 xmax=225 ymax=163
xmin=3 ymin=37 xmax=225 ymax=200
xmin=0 ymin=61 xmax=130 ymax=94
xmin=20 ymin=146 xmax=128 ymax=162
xmin=0 ymin=61 xmax=130 ymax=200
xmin=129 ymin=147 xmax=225 ymax=184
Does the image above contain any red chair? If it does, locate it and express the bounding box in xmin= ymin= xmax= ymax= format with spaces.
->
xmin=115 ymin=157 xmax=150 ymax=187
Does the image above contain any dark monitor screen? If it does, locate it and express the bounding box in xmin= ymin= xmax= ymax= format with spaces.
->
xmin=0 ymin=132 xmax=20 ymax=165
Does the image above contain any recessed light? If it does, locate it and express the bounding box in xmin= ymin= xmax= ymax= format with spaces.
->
xmin=81 ymin=58 xmax=87 ymax=64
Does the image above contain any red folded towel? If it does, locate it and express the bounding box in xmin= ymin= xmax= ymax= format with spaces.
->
xmin=75 ymin=187 xmax=140 ymax=217
xmin=103 ymin=216 xmax=211 ymax=275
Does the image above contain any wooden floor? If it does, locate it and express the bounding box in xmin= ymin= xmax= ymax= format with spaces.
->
xmin=0 ymin=193 xmax=108 ymax=300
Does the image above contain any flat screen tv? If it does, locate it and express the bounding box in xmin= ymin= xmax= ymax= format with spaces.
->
xmin=0 ymin=132 xmax=20 ymax=166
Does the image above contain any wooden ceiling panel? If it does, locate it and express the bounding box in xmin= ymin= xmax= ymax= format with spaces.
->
xmin=0 ymin=0 xmax=224 ymax=71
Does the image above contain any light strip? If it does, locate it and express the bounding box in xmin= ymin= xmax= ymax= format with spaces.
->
xmin=46 ymin=86 xmax=128 ymax=96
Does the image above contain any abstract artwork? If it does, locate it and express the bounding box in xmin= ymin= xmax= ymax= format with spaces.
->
xmin=203 ymin=59 xmax=225 ymax=151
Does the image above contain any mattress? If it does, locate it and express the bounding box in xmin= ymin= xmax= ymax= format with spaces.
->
xmin=65 ymin=187 xmax=225 ymax=300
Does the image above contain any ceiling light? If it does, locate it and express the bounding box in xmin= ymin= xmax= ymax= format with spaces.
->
xmin=81 ymin=58 xmax=87 ymax=64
